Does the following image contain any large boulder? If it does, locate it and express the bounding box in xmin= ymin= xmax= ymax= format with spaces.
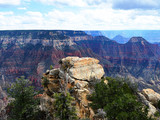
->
xmin=138 ymin=92 xmax=157 ymax=116
xmin=60 ymin=57 xmax=105 ymax=81
xmin=142 ymin=89 xmax=160 ymax=105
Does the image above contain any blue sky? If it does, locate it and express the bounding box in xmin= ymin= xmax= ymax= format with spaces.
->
xmin=0 ymin=0 xmax=160 ymax=30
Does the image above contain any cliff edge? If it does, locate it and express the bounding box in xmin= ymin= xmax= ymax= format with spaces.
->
xmin=40 ymin=56 xmax=105 ymax=119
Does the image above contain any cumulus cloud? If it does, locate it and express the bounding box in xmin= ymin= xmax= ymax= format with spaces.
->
xmin=0 ymin=8 xmax=159 ymax=30
xmin=0 ymin=0 xmax=21 ymax=6
xmin=18 ymin=7 xmax=27 ymax=10
xmin=0 ymin=0 xmax=160 ymax=30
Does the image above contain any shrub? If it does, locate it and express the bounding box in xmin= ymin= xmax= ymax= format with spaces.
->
xmin=7 ymin=76 xmax=44 ymax=120
xmin=89 ymin=77 xmax=153 ymax=120
xmin=53 ymin=92 xmax=77 ymax=120
xmin=42 ymin=77 xmax=49 ymax=88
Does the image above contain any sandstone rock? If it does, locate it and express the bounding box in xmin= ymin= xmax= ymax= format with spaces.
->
xmin=41 ymin=57 xmax=104 ymax=119
xmin=138 ymin=92 xmax=157 ymax=116
xmin=75 ymin=81 xmax=88 ymax=89
xmin=61 ymin=57 xmax=105 ymax=81
xmin=142 ymin=89 xmax=160 ymax=105
xmin=49 ymin=68 xmax=59 ymax=76
xmin=68 ymin=76 xmax=75 ymax=84
xmin=45 ymin=70 xmax=50 ymax=75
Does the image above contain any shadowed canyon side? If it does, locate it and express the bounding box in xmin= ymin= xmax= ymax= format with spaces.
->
xmin=0 ymin=30 xmax=160 ymax=92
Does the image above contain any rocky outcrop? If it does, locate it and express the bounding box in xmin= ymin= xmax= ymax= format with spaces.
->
xmin=138 ymin=92 xmax=157 ymax=116
xmin=142 ymin=89 xmax=160 ymax=105
xmin=138 ymin=88 xmax=160 ymax=116
xmin=41 ymin=57 xmax=105 ymax=119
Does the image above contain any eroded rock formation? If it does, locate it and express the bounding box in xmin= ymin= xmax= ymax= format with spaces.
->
xmin=138 ymin=88 xmax=160 ymax=116
xmin=40 ymin=57 xmax=105 ymax=119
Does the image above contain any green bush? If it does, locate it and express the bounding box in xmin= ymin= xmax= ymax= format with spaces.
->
xmin=157 ymin=100 xmax=160 ymax=109
xmin=50 ymin=65 xmax=53 ymax=70
xmin=154 ymin=111 xmax=160 ymax=117
xmin=7 ymin=76 xmax=44 ymax=120
xmin=53 ymin=92 xmax=77 ymax=120
xmin=89 ymin=77 xmax=153 ymax=120
xmin=42 ymin=77 xmax=49 ymax=88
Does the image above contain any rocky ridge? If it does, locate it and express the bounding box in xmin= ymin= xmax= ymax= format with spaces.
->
xmin=40 ymin=57 xmax=105 ymax=119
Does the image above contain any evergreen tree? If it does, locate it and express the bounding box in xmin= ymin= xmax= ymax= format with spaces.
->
xmin=89 ymin=77 xmax=153 ymax=120
xmin=7 ymin=76 xmax=44 ymax=120
xmin=53 ymin=92 xmax=77 ymax=120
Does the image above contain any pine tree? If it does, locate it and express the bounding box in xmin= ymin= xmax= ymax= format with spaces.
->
xmin=53 ymin=92 xmax=77 ymax=120
xmin=7 ymin=76 xmax=44 ymax=120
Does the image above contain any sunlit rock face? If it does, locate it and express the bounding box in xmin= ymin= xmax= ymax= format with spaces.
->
xmin=142 ymin=89 xmax=160 ymax=105
xmin=40 ymin=57 xmax=105 ymax=119
xmin=138 ymin=88 xmax=160 ymax=116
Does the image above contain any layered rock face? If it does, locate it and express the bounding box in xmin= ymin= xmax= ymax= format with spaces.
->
xmin=0 ymin=30 xmax=160 ymax=92
xmin=41 ymin=57 xmax=105 ymax=119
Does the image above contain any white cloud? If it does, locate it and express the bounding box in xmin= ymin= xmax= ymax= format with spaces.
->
xmin=0 ymin=11 xmax=14 ymax=15
xmin=0 ymin=0 xmax=21 ymax=5
xmin=43 ymin=8 xmax=160 ymax=30
xmin=18 ymin=7 xmax=27 ymax=10
xmin=0 ymin=7 xmax=160 ymax=30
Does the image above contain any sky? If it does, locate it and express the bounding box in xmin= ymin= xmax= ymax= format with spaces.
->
xmin=0 ymin=0 xmax=160 ymax=30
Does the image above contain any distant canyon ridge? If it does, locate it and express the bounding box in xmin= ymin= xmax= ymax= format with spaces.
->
xmin=0 ymin=30 xmax=160 ymax=92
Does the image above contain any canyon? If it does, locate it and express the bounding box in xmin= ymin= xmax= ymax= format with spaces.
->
xmin=0 ymin=30 xmax=160 ymax=93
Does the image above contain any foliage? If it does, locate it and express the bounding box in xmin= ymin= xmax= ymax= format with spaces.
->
xmin=89 ymin=77 xmax=153 ymax=120
xmin=50 ymin=65 xmax=53 ymax=70
xmin=53 ymin=92 xmax=77 ymax=120
xmin=157 ymin=100 xmax=160 ymax=109
xmin=7 ymin=76 xmax=44 ymax=120
xmin=42 ymin=76 xmax=49 ymax=88
xmin=154 ymin=111 xmax=160 ymax=117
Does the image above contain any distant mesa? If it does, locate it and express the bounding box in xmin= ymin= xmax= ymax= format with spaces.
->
xmin=127 ymin=37 xmax=149 ymax=44
xmin=112 ymin=35 xmax=129 ymax=44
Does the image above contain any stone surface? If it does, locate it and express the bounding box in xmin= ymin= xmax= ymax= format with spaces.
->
xmin=41 ymin=57 xmax=105 ymax=119
xmin=138 ymin=92 xmax=157 ymax=116
xmin=61 ymin=57 xmax=105 ymax=81
xmin=142 ymin=89 xmax=160 ymax=105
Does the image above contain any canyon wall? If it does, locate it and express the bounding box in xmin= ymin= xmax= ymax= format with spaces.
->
xmin=0 ymin=30 xmax=160 ymax=92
